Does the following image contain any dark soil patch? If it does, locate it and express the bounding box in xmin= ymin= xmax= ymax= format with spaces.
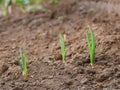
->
xmin=0 ymin=0 xmax=120 ymax=90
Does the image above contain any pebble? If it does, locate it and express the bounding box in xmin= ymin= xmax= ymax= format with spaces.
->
xmin=80 ymin=77 xmax=88 ymax=84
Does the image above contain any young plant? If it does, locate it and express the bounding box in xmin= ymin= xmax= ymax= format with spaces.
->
xmin=16 ymin=0 xmax=31 ymax=12
xmin=16 ymin=0 xmax=43 ymax=12
xmin=0 ymin=0 xmax=12 ymax=16
xmin=18 ymin=48 xmax=28 ymax=79
xmin=30 ymin=0 xmax=44 ymax=4
xmin=59 ymin=34 xmax=66 ymax=63
xmin=86 ymin=27 xmax=96 ymax=66
xmin=50 ymin=0 xmax=59 ymax=4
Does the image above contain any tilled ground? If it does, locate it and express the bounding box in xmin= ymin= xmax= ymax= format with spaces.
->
xmin=0 ymin=0 xmax=120 ymax=90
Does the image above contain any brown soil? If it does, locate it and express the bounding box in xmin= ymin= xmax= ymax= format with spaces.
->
xmin=0 ymin=0 xmax=120 ymax=90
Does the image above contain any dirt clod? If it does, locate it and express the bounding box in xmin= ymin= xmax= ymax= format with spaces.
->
xmin=96 ymin=69 xmax=114 ymax=82
xmin=0 ymin=61 xmax=9 ymax=75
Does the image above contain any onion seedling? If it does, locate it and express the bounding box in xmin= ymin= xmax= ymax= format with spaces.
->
xmin=0 ymin=0 xmax=12 ymax=16
xmin=18 ymin=48 xmax=28 ymax=79
xmin=31 ymin=0 xmax=44 ymax=4
xmin=86 ymin=27 xmax=96 ymax=66
xmin=59 ymin=34 xmax=66 ymax=63
xmin=16 ymin=0 xmax=31 ymax=12
xmin=16 ymin=0 xmax=43 ymax=12
xmin=50 ymin=0 xmax=59 ymax=4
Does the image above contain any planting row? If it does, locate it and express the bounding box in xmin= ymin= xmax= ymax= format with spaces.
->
xmin=17 ymin=27 xmax=96 ymax=79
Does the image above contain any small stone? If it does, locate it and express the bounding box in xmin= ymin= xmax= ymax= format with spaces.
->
xmin=80 ymin=78 xmax=88 ymax=84
xmin=43 ymin=56 xmax=52 ymax=63
xmin=47 ymin=75 xmax=54 ymax=79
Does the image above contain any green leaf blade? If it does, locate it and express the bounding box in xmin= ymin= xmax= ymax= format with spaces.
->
xmin=86 ymin=27 xmax=96 ymax=66
xmin=59 ymin=34 xmax=66 ymax=63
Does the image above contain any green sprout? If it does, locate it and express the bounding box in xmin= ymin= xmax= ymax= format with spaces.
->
xmin=59 ymin=34 xmax=66 ymax=63
xmin=16 ymin=0 xmax=43 ymax=12
xmin=0 ymin=0 xmax=12 ymax=16
xmin=50 ymin=0 xmax=59 ymax=4
xmin=86 ymin=27 xmax=96 ymax=66
xmin=18 ymin=48 xmax=28 ymax=79
xmin=16 ymin=0 xmax=31 ymax=12
xmin=33 ymin=0 xmax=44 ymax=4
